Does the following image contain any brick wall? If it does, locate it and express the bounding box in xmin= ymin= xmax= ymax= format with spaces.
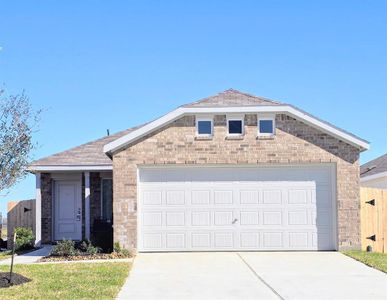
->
xmin=112 ymin=114 xmax=361 ymax=251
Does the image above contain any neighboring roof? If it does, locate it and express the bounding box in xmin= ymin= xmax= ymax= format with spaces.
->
xmin=361 ymin=154 xmax=387 ymax=179
xmin=28 ymin=126 xmax=142 ymax=171
xmin=182 ymin=89 xmax=283 ymax=107
xmin=104 ymin=89 xmax=370 ymax=154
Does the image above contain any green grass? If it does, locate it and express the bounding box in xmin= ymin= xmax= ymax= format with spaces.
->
xmin=0 ymin=250 xmax=12 ymax=260
xmin=0 ymin=262 xmax=131 ymax=299
xmin=343 ymin=250 xmax=387 ymax=273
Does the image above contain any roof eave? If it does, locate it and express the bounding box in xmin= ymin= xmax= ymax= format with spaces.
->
xmin=27 ymin=165 xmax=113 ymax=173
xmin=360 ymin=171 xmax=387 ymax=182
xmin=104 ymin=105 xmax=370 ymax=155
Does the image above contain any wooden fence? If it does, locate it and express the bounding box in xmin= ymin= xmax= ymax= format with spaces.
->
xmin=7 ymin=199 xmax=36 ymax=248
xmin=360 ymin=187 xmax=387 ymax=253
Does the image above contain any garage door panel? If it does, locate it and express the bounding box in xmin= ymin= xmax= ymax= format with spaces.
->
xmin=143 ymin=191 xmax=162 ymax=205
xmin=262 ymin=232 xmax=284 ymax=248
xmin=166 ymin=212 xmax=186 ymax=226
xmin=191 ymin=190 xmax=210 ymax=205
xmin=214 ymin=190 xmax=233 ymax=204
xmin=262 ymin=190 xmax=283 ymax=204
xmin=240 ymin=232 xmax=260 ymax=248
xmin=214 ymin=232 xmax=234 ymax=248
xmin=143 ymin=212 xmax=163 ymax=226
xmin=192 ymin=211 xmax=210 ymax=226
xmin=288 ymin=211 xmax=308 ymax=225
xmin=143 ymin=233 xmax=163 ymax=249
xmin=166 ymin=233 xmax=186 ymax=249
xmin=240 ymin=190 xmax=260 ymax=204
xmin=240 ymin=211 xmax=260 ymax=225
xmin=139 ymin=165 xmax=335 ymax=251
xmin=214 ymin=211 xmax=234 ymax=226
xmin=192 ymin=233 xmax=211 ymax=248
xmin=288 ymin=189 xmax=310 ymax=204
xmin=289 ymin=232 xmax=309 ymax=248
xmin=263 ymin=211 xmax=283 ymax=225
xmin=166 ymin=190 xmax=186 ymax=205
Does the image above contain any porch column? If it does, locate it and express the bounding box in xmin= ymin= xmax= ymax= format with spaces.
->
xmin=35 ymin=172 xmax=41 ymax=246
xmin=85 ymin=171 xmax=91 ymax=240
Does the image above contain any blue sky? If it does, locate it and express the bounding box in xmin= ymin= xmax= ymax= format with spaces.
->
xmin=0 ymin=1 xmax=386 ymax=216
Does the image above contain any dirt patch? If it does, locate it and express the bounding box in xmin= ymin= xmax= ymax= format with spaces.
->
xmin=0 ymin=272 xmax=31 ymax=288
xmin=40 ymin=252 xmax=133 ymax=262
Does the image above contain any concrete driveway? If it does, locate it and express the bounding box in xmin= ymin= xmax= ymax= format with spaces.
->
xmin=117 ymin=252 xmax=387 ymax=300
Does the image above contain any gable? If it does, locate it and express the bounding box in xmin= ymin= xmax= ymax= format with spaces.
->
xmin=104 ymin=102 xmax=369 ymax=154
xmin=114 ymin=113 xmax=359 ymax=167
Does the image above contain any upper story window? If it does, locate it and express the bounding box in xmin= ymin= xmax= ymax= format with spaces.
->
xmin=258 ymin=114 xmax=275 ymax=137
xmin=227 ymin=115 xmax=244 ymax=136
xmin=196 ymin=117 xmax=213 ymax=137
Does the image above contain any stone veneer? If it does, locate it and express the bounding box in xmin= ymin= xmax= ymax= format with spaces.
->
xmin=112 ymin=114 xmax=361 ymax=251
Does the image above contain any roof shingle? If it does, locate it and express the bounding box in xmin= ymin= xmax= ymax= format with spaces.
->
xmin=182 ymin=89 xmax=283 ymax=107
xmin=361 ymin=154 xmax=387 ymax=177
xmin=30 ymin=126 xmax=140 ymax=167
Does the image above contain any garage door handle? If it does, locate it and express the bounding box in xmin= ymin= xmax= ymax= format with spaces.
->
xmin=232 ymin=218 xmax=238 ymax=224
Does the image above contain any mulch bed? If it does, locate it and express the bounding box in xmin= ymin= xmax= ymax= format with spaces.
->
xmin=0 ymin=272 xmax=31 ymax=288
xmin=39 ymin=252 xmax=133 ymax=262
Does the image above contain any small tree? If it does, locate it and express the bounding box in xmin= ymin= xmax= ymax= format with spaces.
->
xmin=0 ymin=89 xmax=40 ymax=192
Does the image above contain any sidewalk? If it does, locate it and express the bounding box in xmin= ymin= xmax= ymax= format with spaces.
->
xmin=0 ymin=245 xmax=52 ymax=265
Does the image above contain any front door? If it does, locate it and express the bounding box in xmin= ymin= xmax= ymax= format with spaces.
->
xmin=54 ymin=180 xmax=82 ymax=240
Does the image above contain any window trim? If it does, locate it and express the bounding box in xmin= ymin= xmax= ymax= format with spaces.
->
xmin=227 ymin=115 xmax=244 ymax=136
xmin=195 ymin=116 xmax=214 ymax=137
xmin=100 ymin=177 xmax=113 ymax=220
xmin=257 ymin=114 xmax=275 ymax=137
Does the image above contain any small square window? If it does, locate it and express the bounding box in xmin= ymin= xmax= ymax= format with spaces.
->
xmin=196 ymin=118 xmax=213 ymax=136
xmin=228 ymin=120 xmax=243 ymax=135
xmin=258 ymin=115 xmax=275 ymax=137
xmin=259 ymin=120 xmax=274 ymax=134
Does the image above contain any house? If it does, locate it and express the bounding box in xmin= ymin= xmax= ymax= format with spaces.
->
xmin=360 ymin=154 xmax=387 ymax=188
xmin=28 ymin=89 xmax=370 ymax=252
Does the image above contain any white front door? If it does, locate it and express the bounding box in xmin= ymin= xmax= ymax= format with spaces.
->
xmin=138 ymin=165 xmax=336 ymax=252
xmin=54 ymin=180 xmax=82 ymax=240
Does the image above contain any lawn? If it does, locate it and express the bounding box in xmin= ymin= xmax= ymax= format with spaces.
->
xmin=343 ymin=250 xmax=387 ymax=273
xmin=0 ymin=261 xmax=131 ymax=299
xmin=0 ymin=250 xmax=11 ymax=260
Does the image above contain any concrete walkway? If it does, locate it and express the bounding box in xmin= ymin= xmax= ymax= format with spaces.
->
xmin=116 ymin=252 xmax=387 ymax=300
xmin=0 ymin=245 xmax=52 ymax=265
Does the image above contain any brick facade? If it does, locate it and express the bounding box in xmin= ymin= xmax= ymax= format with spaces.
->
xmin=112 ymin=114 xmax=360 ymax=251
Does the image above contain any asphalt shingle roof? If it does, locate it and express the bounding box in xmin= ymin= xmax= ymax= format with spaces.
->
xmin=31 ymin=89 xmax=283 ymax=167
xmin=29 ymin=89 xmax=368 ymax=168
xmin=182 ymin=89 xmax=283 ymax=107
xmin=30 ymin=127 xmax=140 ymax=167
xmin=360 ymin=154 xmax=387 ymax=177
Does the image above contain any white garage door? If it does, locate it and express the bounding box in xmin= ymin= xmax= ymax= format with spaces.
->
xmin=138 ymin=165 xmax=336 ymax=252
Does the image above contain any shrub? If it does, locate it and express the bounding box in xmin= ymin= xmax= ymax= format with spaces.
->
xmin=79 ymin=240 xmax=101 ymax=255
xmin=86 ymin=244 xmax=101 ymax=255
xmin=113 ymin=242 xmax=134 ymax=257
xmin=113 ymin=242 xmax=121 ymax=253
xmin=14 ymin=227 xmax=35 ymax=251
xmin=51 ymin=239 xmax=78 ymax=256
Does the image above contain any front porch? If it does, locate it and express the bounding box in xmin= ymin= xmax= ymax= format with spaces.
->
xmin=34 ymin=170 xmax=113 ymax=251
